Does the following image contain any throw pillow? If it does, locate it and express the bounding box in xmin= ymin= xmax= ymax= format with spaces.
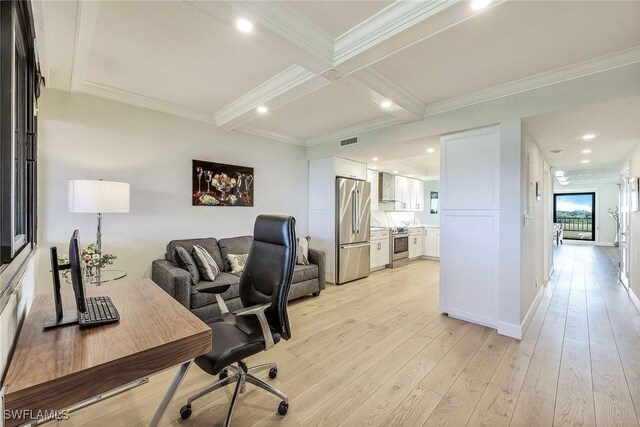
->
xmin=297 ymin=236 xmax=310 ymax=265
xmin=174 ymin=246 xmax=200 ymax=284
xmin=192 ymin=245 xmax=220 ymax=281
xmin=227 ymin=253 xmax=248 ymax=275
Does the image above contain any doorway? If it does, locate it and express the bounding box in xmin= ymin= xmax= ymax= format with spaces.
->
xmin=553 ymin=193 xmax=596 ymax=241
xmin=619 ymin=166 xmax=630 ymax=289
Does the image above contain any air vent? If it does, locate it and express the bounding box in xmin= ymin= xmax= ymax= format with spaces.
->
xmin=339 ymin=136 xmax=359 ymax=147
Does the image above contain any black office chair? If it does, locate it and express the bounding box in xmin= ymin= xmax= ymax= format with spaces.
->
xmin=179 ymin=215 xmax=296 ymax=426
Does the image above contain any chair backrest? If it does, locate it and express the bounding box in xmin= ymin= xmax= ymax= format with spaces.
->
xmin=239 ymin=215 xmax=296 ymax=340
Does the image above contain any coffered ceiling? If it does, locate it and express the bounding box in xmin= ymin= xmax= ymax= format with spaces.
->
xmin=34 ymin=0 xmax=640 ymax=146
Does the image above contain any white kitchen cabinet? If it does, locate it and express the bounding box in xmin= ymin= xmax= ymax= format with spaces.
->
xmin=423 ymin=227 xmax=440 ymax=259
xmin=393 ymin=175 xmax=424 ymax=211
xmin=335 ymin=157 xmax=367 ymax=180
xmin=367 ymin=169 xmax=379 ymax=212
xmin=370 ymin=230 xmax=390 ymax=270
xmin=409 ymin=228 xmax=423 ymax=259
xmin=413 ymin=179 xmax=424 ymax=211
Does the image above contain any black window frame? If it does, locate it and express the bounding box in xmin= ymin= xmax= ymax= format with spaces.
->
xmin=0 ymin=0 xmax=38 ymax=265
xmin=553 ymin=192 xmax=596 ymax=242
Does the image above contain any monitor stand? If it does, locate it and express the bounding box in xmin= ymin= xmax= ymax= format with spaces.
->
xmin=44 ymin=310 xmax=79 ymax=329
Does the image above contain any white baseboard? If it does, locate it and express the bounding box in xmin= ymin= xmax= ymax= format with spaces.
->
xmin=631 ymin=288 xmax=640 ymax=315
xmin=497 ymin=285 xmax=544 ymax=340
xmin=596 ymin=242 xmax=615 ymax=247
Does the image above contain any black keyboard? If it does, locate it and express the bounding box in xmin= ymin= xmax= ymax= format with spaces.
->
xmin=78 ymin=296 xmax=120 ymax=327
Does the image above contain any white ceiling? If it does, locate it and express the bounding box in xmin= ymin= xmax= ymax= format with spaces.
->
xmin=374 ymin=1 xmax=640 ymax=105
xmin=524 ymin=95 xmax=640 ymax=169
xmin=34 ymin=0 xmax=640 ymax=146
xmin=87 ymin=1 xmax=293 ymax=113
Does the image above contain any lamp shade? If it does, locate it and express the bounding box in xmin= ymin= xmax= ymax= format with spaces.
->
xmin=68 ymin=180 xmax=130 ymax=213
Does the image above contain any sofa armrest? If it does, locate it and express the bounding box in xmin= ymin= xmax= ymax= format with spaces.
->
xmin=308 ymin=248 xmax=326 ymax=290
xmin=152 ymin=259 xmax=192 ymax=309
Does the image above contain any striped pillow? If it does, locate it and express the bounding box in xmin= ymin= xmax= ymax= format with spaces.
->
xmin=192 ymin=245 xmax=220 ymax=281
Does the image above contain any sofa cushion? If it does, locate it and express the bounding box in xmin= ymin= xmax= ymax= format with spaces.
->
xmin=293 ymin=264 xmax=318 ymax=283
xmin=174 ymin=246 xmax=200 ymax=284
xmin=191 ymin=272 xmax=240 ymax=309
xmin=167 ymin=238 xmax=224 ymax=271
xmin=218 ymin=236 xmax=253 ymax=272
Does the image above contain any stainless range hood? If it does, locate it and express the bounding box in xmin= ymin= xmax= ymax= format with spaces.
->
xmin=378 ymin=172 xmax=396 ymax=203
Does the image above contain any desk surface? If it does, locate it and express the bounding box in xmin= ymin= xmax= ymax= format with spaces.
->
xmin=3 ymin=278 xmax=211 ymax=424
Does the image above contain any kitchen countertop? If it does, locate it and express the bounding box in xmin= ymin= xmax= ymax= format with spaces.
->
xmin=370 ymin=225 xmax=439 ymax=230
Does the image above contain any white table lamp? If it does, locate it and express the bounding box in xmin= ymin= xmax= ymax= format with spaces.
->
xmin=68 ymin=180 xmax=130 ymax=284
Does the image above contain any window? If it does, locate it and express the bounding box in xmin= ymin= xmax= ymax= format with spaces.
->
xmin=553 ymin=193 xmax=595 ymax=241
xmin=0 ymin=0 xmax=38 ymax=264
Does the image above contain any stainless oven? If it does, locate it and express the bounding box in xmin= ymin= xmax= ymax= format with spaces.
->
xmin=390 ymin=227 xmax=409 ymax=268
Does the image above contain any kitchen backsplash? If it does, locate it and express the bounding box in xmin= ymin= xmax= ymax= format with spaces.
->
xmin=372 ymin=211 xmax=417 ymax=227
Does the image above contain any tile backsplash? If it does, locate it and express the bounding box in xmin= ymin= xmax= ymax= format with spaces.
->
xmin=372 ymin=211 xmax=417 ymax=227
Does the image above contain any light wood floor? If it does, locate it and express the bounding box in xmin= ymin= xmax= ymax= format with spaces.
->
xmin=55 ymin=245 xmax=640 ymax=427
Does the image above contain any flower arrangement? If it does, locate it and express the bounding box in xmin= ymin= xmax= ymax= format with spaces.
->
xmin=58 ymin=243 xmax=117 ymax=281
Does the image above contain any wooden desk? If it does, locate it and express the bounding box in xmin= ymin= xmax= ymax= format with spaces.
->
xmin=3 ymin=279 xmax=211 ymax=426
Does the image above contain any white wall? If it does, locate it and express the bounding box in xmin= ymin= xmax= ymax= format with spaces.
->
xmin=415 ymin=180 xmax=440 ymax=226
xmin=36 ymin=89 xmax=308 ymax=294
xmin=520 ymin=130 xmax=549 ymax=329
xmin=554 ymin=182 xmax=620 ymax=246
xmin=628 ymin=144 xmax=640 ymax=304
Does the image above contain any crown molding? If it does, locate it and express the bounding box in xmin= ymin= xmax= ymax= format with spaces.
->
xmin=334 ymin=0 xmax=456 ymax=66
xmin=214 ymin=65 xmax=328 ymax=130
xmin=70 ymin=0 xmax=100 ymax=91
xmin=350 ymin=68 xmax=426 ymax=120
xmin=76 ymin=81 xmax=216 ymax=123
xmin=235 ymin=126 xmax=304 ymax=146
xmin=426 ymin=46 xmax=640 ymax=116
xmin=305 ymin=116 xmax=402 ymax=146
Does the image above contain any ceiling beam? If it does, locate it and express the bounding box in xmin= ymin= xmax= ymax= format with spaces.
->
xmin=214 ymin=65 xmax=329 ymax=130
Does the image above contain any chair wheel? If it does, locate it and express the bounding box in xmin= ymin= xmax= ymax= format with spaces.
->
xmin=269 ymin=367 xmax=278 ymax=379
xmin=219 ymin=368 xmax=228 ymax=380
xmin=180 ymin=404 xmax=192 ymax=420
xmin=278 ymin=401 xmax=289 ymax=416
xmin=312 ymin=291 xmax=321 ymax=297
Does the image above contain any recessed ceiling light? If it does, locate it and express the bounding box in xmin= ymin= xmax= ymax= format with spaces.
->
xmin=581 ymin=149 xmax=592 ymax=154
xmin=581 ymin=159 xmax=590 ymax=164
xmin=470 ymin=0 xmax=491 ymax=11
xmin=393 ymin=170 xmax=398 ymax=174
xmin=582 ymin=133 xmax=595 ymax=140
xmin=236 ymin=18 xmax=254 ymax=33
xmin=256 ymin=106 xmax=268 ymax=114
xmin=372 ymin=157 xmax=379 ymax=161
xmin=554 ymin=170 xmax=565 ymax=177
xmin=426 ymin=148 xmax=435 ymax=154
xmin=380 ymin=100 xmax=392 ymax=109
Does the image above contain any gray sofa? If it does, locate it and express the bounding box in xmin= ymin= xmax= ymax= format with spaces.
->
xmin=152 ymin=236 xmax=326 ymax=322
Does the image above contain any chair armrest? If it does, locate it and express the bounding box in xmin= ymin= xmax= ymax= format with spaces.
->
xmin=152 ymin=260 xmax=191 ymax=308
xmin=308 ymin=248 xmax=326 ymax=290
xmin=235 ymin=303 xmax=274 ymax=350
xmin=195 ymin=282 xmax=231 ymax=314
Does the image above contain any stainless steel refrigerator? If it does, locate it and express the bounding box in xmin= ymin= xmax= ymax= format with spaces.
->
xmin=336 ymin=177 xmax=371 ymax=284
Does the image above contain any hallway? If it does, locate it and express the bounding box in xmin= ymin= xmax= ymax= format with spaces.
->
xmin=510 ymin=244 xmax=640 ymax=426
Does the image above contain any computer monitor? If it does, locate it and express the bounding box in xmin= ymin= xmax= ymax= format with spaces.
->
xmin=68 ymin=229 xmax=87 ymax=313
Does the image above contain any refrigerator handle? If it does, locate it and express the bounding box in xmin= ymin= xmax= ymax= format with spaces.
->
xmin=358 ymin=189 xmax=362 ymax=233
xmin=351 ymin=189 xmax=357 ymax=234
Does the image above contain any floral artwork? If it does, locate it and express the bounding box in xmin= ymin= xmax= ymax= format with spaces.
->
xmin=193 ymin=160 xmax=254 ymax=206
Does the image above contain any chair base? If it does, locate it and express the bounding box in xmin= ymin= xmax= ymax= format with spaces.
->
xmin=180 ymin=360 xmax=288 ymax=426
